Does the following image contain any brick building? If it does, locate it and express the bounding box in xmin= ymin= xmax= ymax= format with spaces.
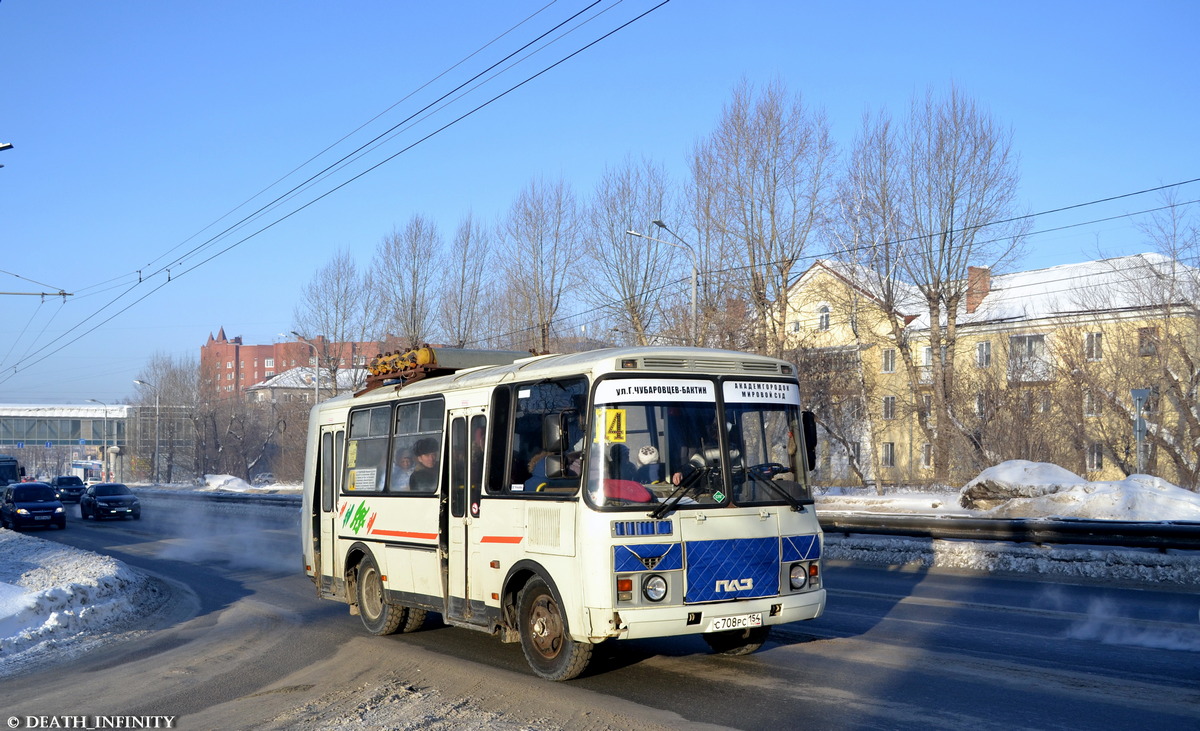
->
xmin=200 ymin=327 xmax=379 ymax=400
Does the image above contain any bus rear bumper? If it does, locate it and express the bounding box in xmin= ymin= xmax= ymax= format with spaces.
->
xmin=588 ymin=588 xmax=826 ymax=641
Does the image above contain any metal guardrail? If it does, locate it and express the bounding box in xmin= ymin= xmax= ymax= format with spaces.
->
xmin=818 ymin=512 xmax=1200 ymax=551
xmin=132 ymin=490 xmax=1200 ymax=551
xmin=134 ymin=488 xmax=301 ymax=509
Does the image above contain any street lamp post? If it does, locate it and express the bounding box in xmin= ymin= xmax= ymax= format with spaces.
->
xmin=627 ymin=221 xmax=700 ymax=346
xmin=291 ymin=331 xmax=321 ymax=404
xmin=86 ymin=399 xmax=109 ymax=480
xmin=133 ymin=380 xmax=160 ymax=484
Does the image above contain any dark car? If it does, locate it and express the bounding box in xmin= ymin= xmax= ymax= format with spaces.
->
xmin=0 ymin=482 xmax=67 ymax=530
xmin=80 ymin=483 xmax=141 ymax=521
xmin=48 ymin=475 xmax=86 ymax=502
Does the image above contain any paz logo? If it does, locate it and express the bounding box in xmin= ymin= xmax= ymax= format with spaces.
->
xmin=715 ymin=578 xmax=754 ymax=592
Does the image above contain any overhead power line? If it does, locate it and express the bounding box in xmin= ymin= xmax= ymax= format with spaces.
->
xmin=0 ymin=0 xmax=671 ymax=386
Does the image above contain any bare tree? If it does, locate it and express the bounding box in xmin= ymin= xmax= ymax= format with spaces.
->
xmin=133 ymin=352 xmax=200 ymax=483
xmin=693 ymin=79 xmax=835 ymax=357
xmin=584 ymin=157 xmax=674 ymax=345
xmin=497 ymin=177 xmax=582 ymax=352
xmin=375 ymin=217 xmax=442 ymax=349
xmin=293 ymin=248 xmax=381 ymax=395
xmin=831 ymin=86 xmax=1027 ymax=480
xmin=437 ymin=213 xmax=493 ymax=348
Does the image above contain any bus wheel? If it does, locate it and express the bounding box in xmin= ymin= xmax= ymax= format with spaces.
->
xmin=356 ymin=554 xmax=404 ymax=635
xmin=703 ymin=626 xmax=771 ymax=655
xmin=517 ymin=577 xmax=592 ymax=681
xmin=400 ymin=608 xmax=427 ymax=633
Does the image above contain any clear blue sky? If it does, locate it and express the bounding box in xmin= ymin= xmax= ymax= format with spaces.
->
xmin=1 ymin=1 xmax=1197 ymax=404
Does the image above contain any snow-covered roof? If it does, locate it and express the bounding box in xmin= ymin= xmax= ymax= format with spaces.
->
xmin=954 ymin=252 xmax=1195 ymax=327
xmin=812 ymin=252 xmax=1197 ymax=332
xmin=245 ymin=366 xmax=367 ymax=392
xmin=0 ymin=404 xmax=133 ymax=419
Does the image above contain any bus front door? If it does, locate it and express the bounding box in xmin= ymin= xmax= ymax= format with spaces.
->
xmin=445 ymin=410 xmax=487 ymax=625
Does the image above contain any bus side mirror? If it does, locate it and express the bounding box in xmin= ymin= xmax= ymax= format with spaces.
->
xmin=544 ymin=454 xmax=565 ymax=479
xmin=802 ymin=410 xmax=818 ymax=471
xmin=542 ymin=413 xmax=565 ymax=452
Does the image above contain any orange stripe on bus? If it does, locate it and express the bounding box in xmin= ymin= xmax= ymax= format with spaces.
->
xmin=480 ymin=536 xmax=524 ymax=544
xmin=370 ymin=529 xmax=438 ymax=540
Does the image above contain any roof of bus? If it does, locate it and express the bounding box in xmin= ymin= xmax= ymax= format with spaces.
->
xmin=325 ymin=346 xmax=794 ymax=410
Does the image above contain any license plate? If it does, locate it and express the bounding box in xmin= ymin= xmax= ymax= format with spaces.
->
xmin=34 ymin=515 xmax=50 ymax=521
xmin=706 ymin=612 xmax=763 ymax=632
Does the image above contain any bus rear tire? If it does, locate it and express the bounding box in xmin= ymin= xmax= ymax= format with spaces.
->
xmin=703 ymin=626 xmax=771 ymax=655
xmin=356 ymin=554 xmax=405 ymax=635
xmin=517 ymin=577 xmax=592 ymax=681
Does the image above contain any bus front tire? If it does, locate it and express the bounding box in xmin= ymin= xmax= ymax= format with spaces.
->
xmin=356 ymin=554 xmax=404 ymax=635
xmin=517 ymin=577 xmax=592 ymax=681
xmin=703 ymin=625 xmax=771 ymax=655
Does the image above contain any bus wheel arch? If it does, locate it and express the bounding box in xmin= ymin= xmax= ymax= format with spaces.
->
xmin=499 ymin=560 xmax=551 ymax=642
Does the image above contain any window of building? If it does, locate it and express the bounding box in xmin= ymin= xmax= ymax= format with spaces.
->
xmin=922 ymin=346 xmax=933 ymax=367
xmin=920 ymin=394 xmax=932 ymax=418
xmin=844 ymin=398 xmax=864 ymax=421
xmin=1086 ymin=442 xmax=1104 ymax=471
xmin=788 ymin=320 xmax=801 ymax=333
xmin=817 ymin=305 xmax=831 ymax=331
xmin=265 ymin=358 xmax=275 ymax=368
xmin=881 ymin=348 xmax=896 ymax=373
xmin=1084 ymin=391 xmax=1100 ymax=417
xmin=1138 ymin=327 xmax=1158 ymax=356
xmin=1008 ymin=334 xmax=1049 ymax=381
xmin=847 ymin=442 xmax=861 ymax=463
xmin=226 ymin=361 xmax=232 ymax=369
xmin=1085 ymin=332 xmax=1103 ymax=361
xmin=881 ymin=442 xmax=896 ymax=467
xmin=882 ymin=395 xmax=896 ymax=420
xmin=975 ymin=393 xmax=986 ymax=418
xmin=977 ymin=341 xmax=992 ymax=368
xmin=921 ymin=443 xmax=933 ymax=469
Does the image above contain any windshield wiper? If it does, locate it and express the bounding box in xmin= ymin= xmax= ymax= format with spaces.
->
xmin=648 ymin=465 xmax=710 ymax=520
xmin=743 ymin=467 xmax=812 ymax=511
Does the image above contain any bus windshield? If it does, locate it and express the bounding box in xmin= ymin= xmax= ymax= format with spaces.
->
xmin=585 ymin=378 xmax=810 ymax=510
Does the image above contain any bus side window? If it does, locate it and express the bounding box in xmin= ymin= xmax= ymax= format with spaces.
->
xmin=469 ymin=415 xmax=485 ymax=515
xmin=320 ymin=431 xmax=334 ymax=513
xmin=510 ymin=377 xmax=587 ymax=494
xmin=486 ymin=387 xmax=511 ymax=494
xmin=449 ymin=417 xmax=468 ymax=517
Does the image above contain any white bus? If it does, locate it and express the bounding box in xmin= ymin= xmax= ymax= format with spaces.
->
xmin=301 ymin=346 xmax=825 ymax=680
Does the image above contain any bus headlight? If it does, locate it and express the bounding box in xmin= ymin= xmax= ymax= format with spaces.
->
xmin=789 ymin=563 xmax=807 ymax=590
xmin=642 ymin=574 xmax=668 ymax=602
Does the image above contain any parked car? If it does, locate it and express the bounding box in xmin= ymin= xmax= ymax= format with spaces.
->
xmin=251 ymin=472 xmax=276 ymax=486
xmin=48 ymin=475 xmax=86 ymax=502
xmin=1 ymin=482 xmax=67 ymax=530
xmin=80 ymin=483 xmax=141 ymax=521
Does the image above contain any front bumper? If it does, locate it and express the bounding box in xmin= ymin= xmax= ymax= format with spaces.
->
xmin=94 ymin=505 xmax=139 ymax=517
xmin=587 ymin=588 xmax=826 ymax=641
xmin=13 ymin=513 xmax=65 ymax=528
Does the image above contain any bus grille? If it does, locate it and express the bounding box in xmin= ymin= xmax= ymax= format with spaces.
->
xmin=683 ymin=537 xmax=778 ymax=603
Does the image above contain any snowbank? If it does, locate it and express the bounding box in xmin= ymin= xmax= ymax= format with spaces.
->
xmin=0 ymin=530 xmax=164 ymax=676
xmin=959 ymin=460 xmax=1200 ymax=520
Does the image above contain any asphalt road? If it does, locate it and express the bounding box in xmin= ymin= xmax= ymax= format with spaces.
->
xmin=5 ymin=496 xmax=1200 ymax=730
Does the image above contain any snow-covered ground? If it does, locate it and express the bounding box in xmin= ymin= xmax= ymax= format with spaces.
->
xmin=2 ymin=462 xmax=1199 ymax=700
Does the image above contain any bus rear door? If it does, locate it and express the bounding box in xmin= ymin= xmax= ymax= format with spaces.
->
xmin=316 ymin=425 xmax=343 ymax=595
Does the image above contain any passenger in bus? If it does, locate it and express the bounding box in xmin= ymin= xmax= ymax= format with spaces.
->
xmin=390 ymin=452 xmax=414 ymax=491
xmin=409 ymin=438 xmax=439 ymax=492
xmin=605 ymin=443 xmax=638 ymax=481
